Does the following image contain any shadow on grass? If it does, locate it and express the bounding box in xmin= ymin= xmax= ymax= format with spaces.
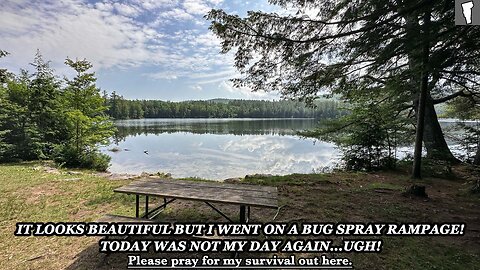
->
xmin=66 ymin=236 xmax=239 ymax=270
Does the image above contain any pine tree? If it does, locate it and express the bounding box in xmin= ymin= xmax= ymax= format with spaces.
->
xmin=60 ymin=58 xmax=114 ymax=170
xmin=29 ymin=50 xmax=67 ymax=157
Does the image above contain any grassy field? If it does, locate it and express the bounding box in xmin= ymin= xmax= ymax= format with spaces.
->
xmin=0 ymin=162 xmax=479 ymax=269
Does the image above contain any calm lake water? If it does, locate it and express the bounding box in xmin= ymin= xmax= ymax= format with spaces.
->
xmin=102 ymin=118 xmax=340 ymax=180
xmin=102 ymin=118 xmax=477 ymax=180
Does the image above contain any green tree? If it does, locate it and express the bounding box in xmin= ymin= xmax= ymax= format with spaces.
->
xmin=58 ymin=58 xmax=114 ymax=170
xmin=29 ymin=51 xmax=67 ymax=156
xmin=207 ymin=0 xmax=480 ymax=177
xmin=3 ymin=74 xmax=42 ymax=160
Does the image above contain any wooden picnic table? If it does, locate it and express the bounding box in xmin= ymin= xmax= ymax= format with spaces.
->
xmin=114 ymin=178 xmax=278 ymax=223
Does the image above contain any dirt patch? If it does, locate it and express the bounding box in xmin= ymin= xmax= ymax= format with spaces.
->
xmin=33 ymin=165 xmax=61 ymax=175
xmin=22 ymin=183 xmax=61 ymax=204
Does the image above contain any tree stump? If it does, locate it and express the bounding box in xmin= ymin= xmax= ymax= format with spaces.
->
xmin=403 ymin=185 xmax=428 ymax=198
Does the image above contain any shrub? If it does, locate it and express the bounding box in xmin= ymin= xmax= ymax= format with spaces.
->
xmin=53 ymin=145 xmax=110 ymax=171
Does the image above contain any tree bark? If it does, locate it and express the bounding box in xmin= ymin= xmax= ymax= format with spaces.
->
xmin=423 ymin=95 xmax=459 ymax=162
xmin=412 ymin=10 xmax=431 ymax=179
xmin=412 ymin=67 xmax=428 ymax=179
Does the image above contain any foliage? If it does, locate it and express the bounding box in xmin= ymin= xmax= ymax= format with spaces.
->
xmin=207 ymin=1 xmax=479 ymax=104
xmin=1 ymin=72 xmax=45 ymax=160
xmin=63 ymin=58 xmax=114 ymax=157
xmin=0 ymin=52 xmax=114 ymax=171
xmin=53 ymin=144 xmax=111 ymax=171
xmin=0 ymin=86 xmax=14 ymax=157
xmin=29 ymin=51 xmax=68 ymax=155
xmin=303 ymin=100 xmax=411 ymax=171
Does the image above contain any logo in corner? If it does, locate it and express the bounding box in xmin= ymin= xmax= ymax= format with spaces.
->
xmin=456 ymin=0 xmax=480 ymax=25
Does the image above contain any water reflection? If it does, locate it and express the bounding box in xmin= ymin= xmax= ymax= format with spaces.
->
xmin=112 ymin=118 xmax=318 ymax=143
xmin=103 ymin=118 xmax=340 ymax=180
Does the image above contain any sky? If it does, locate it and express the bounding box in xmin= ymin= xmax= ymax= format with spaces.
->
xmin=0 ymin=0 xmax=280 ymax=101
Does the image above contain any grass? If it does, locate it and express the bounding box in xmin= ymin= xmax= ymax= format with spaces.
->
xmin=0 ymin=162 xmax=135 ymax=269
xmin=0 ymin=162 xmax=479 ymax=269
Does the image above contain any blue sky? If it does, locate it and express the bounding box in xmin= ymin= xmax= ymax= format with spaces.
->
xmin=0 ymin=0 xmax=279 ymax=100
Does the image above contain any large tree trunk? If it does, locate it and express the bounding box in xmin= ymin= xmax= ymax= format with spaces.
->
xmin=412 ymin=95 xmax=459 ymax=163
xmin=404 ymin=12 xmax=458 ymax=166
xmin=423 ymin=95 xmax=459 ymax=162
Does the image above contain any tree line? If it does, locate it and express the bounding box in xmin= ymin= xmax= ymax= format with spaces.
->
xmin=105 ymin=94 xmax=344 ymax=119
xmin=0 ymin=51 xmax=113 ymax=171
xmin=112 ymin=118 xmax=316 ymax=144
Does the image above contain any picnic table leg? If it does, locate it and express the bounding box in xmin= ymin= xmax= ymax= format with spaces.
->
xmin=240 ymin=205 xmax=246 ymax=223
xmin=135 ymin=195 xmax=140 ymax=218
xmin=145 ymin=196 xmax=149 ymax=218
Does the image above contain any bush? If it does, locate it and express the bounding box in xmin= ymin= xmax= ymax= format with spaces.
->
xmin=304 ymin=101 xmax=411 ymax=172
xmin=53 ymin=145 xmax=110 ymax=171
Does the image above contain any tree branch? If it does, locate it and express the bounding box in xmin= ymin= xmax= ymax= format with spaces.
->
xmin=432 ymin=90 xmax=470 ymax=104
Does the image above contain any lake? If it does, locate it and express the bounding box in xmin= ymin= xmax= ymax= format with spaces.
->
xmin=102 ymin=118 xmax=340 ymax=180
xmin=102 ymin=118 xmax=477 ymax=180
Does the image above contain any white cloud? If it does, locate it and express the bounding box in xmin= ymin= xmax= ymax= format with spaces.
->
xmin=0 ymin=0 xmax=166 ymax=71
xmin=95 ymin=2 xmax=114 ymax=12
xmin=197 ymin=76 xmax=233 ymax=85
xmin=190 ymin=85 xmax=203 ymax=91
xmin=191 ymin=32 xmax=221 ymax=47
xmin=145 ymin=71 xmax=179 ymax=80
xmin=159 ymin=8 xmax=194 ymax=21
xmin=113 ymin=2 xmax=142 ymax=17
xmin=189 ymin=69 xmax=236 ymax=79
xmin=206 ymin=0 xmax=224 ymax=5
xmin=133 ymin=0 xmax=178 ymax=10
xmin=183 ymin=0 xmax=211 ymax=15
xmin=218 ymin=81 xmax=278 ymax=99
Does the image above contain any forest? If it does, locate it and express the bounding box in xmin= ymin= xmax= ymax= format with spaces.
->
xmin=105 ymin=94 xmax=344 ymax=119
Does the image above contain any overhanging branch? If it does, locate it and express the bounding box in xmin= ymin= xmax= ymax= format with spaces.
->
xmin=433 ymin=90 xmax=470 ymax=104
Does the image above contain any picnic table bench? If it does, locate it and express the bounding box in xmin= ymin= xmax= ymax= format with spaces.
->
xmin=112 ymin=178 xmax=278 ymax=223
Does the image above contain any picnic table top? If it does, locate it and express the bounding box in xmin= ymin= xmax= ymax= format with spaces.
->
xmin=114 ymin=178 xmax=278 ymax=209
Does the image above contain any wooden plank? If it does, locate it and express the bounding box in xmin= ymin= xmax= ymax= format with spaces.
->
xmin=131 ymin=178 xmax=276 ymax=193
xmin=114 ymin=179 xmax=278 ymax=208
xmin=115 ymin=186 xmax=277 ymax=208
xmin=118 ymin=179 xmax=278 ymax=200
xmin=122 ymin=179 xmax=277 ymax=200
